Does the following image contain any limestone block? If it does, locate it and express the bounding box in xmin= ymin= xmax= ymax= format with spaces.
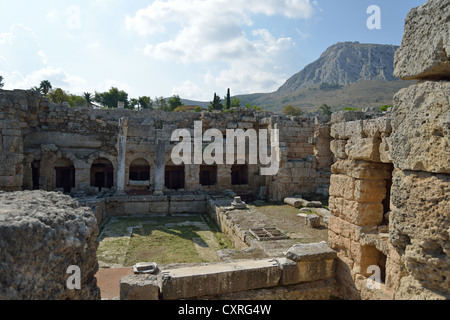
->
xmin=120 ymin=274 xmax=160 ymax=300
xmin=286 ymin=242 xmax=337 ymax=262
xmin=394 ymin=0 xmax=450 ymax=80
xmin=352 ymin=179 xmax=387 ymax=203
xmin=389 ymin=170 xmax=450 ymax=296
xmin=277 ymin=258 xmax=336 ymax=285
xmin=342 ymin=200 xmax=384 ymax=226
xmin=330 ymin=111 xmax=366 ymax=125
xmin=391 ymin=81 xmax=450 ymax=173
xmin=330 ymin=140 xmax=347 ymax=159
xmin=363 ymin=117 xmax=392 ymax=138
xmin=306 ymin=214 xmax=321 ymax=228
xmin=160 ymin=259 xmax=281 ymax=300
xmin=0 ymin=191 xmax=101 ymax=300
xmin=331 ymin=120 xmax=364 ymax=140
xmin=331 ymin=160 xmax=393 ymax=180
xmin=345 ymin=137 xmax=381 ymax=162
xmin=328 ymin=215 xmax=364 ymax=243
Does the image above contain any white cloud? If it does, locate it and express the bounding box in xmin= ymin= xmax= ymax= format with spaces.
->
xmin=0 ymin=24 xmax=47 ymax=73
xmin=126 ymin=0 xmax=314 ymax=93
xmin=1 ymin=67 xmax=86 ymax=92
xmin=171 ymin=80 xmax=206 ymax=100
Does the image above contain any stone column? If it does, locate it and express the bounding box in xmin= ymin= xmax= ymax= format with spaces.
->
xmin=116 ymin=117 xmax=128 ymax=195
xmin=153 ymin=139 xmax=166 ymax=195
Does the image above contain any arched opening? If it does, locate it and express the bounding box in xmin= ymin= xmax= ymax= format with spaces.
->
xmin=165 ymin=165 xmax=185 ymax=190
xmin=200 ymin=165 xmax=217 ymax=186
xmin=129 ymin=158 xmax=150 ymax=182
xmin=231 ymin=165 xmax=248 ymax=185
xmin=55 ymin=158 xmax=75 ymax=193
xmin=31 ymin=160 xmax=41 ymax=190
xmin=90 ymin=158 xmax=114 ymax=191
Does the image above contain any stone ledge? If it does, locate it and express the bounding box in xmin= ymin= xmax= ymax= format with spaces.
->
xmin=285 ymin=241 xmax=337 ymax=262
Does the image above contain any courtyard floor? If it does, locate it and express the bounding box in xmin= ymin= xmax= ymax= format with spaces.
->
xmin=95 ymin=200 xmax=329 ymax=299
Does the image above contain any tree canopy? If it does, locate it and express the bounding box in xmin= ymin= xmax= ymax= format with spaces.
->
xmin=283 ymin=105 xmax=303 ymax=116
xmin=94 ymin=87 xmax=129 ymax=109
xmin=0 ymin=75 xmax=4 ymax=88
xmin=208 ymin=93 xmax=224 ymax=112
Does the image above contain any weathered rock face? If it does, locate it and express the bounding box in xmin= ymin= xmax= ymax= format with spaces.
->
xmin=390 ymin=170 xmax=450 ymax=298
xmin=394 ymin=0 xmax=450 ymax=80
xmin=391 ymin=81 xmax=450 ymax=174
xmin=0 ymin=190 xmax=101 ymax=300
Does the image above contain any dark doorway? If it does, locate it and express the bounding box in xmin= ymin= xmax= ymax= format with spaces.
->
xmin=165 ymin=166 xmax=185 ymax=190
xmin=129 ymin=159 xmax=150 ymax=181
xmin=55 ymin=158 xmax=75 ymax=193
xmin=231 ymin=165 xmax=248 ymax=185
xmin=200 ymin=165 xmax=217 ymax=186
xmin=90 ymin=158 xmax=114 ymax=191
xmin=31 ymin=160 xmax=40 ymax=190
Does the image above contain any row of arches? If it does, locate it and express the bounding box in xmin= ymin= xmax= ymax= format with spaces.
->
xmin=34 ymin=157 xmax=250 ymax=193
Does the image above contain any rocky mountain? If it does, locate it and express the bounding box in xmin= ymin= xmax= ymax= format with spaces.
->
xmin=277 ymin=42 xmax=400 ymax=94
xmin=236 ymin=41 xmax=414 ymax=113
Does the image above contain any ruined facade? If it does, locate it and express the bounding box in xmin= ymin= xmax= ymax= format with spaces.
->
xmin=0 ymin=91 xmax=331 ymax=202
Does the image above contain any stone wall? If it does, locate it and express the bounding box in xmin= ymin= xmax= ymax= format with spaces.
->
xmin=0 ymin=90 xmax=332 ymax=202
xmin=327 ymin=0 xmax=449 ymax=300
xmin=119 ymin=242 xmax=338 ymax=300
xmin=0 ymin=190 xmax=101 ymax=300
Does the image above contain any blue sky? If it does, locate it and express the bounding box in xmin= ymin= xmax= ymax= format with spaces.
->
xmin=0 ymin=0 xmax=426 ymax=101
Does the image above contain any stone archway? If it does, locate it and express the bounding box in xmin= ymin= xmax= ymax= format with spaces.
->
xmin=90 ymin=158 xmax=114 ymax=191
xmin=54 ymin=158 xmax=76 ymax=193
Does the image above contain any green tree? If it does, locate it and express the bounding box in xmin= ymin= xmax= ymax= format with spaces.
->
xmin=230 ymin=96 xmax=241 ymax=109
xmin=194 ymin=106 xmax=203 ymax=113
xmin=30 ymin=86 xmax=42 ymax=94
xmin=94 ymin=87 xmax=129 ymax=109
xmin=83 ymin=92 xmax=93 ymax=107
xmin=319 ymin=104 xmax=332 ymax=116
xmin=39 ymin=80 xmax=52 ymax=96
xmin=283 ymin=105 xmax=303 ymax=116
xmin=225 ymin=88 xmax=231 ymax=110
xmin=208 ymin=93 xmax=223 ymax=112
xmin=0 ymin=75 xmax=4 ymax=88
xmin=69 ymin=94 xmax=87 ymax=107
xmin=168 ymin=95 xmax=183 ymax=111
xmin=154 ymin=96 xmax=170 ymax=111
xmin=139 ymin=96 xmax=153 ymax=109
xmin=48 ymin=88 xmax=70 ymax=104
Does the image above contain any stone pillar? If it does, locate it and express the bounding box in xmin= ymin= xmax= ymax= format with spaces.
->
xmin=116 ymin=117 xmax=128 ymax=195
xmin=153 ymin=139 xmax=166 ymax=195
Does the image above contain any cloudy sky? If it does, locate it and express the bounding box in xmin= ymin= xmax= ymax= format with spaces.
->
xmin=0 ymin=0 xmax=425 ymax=101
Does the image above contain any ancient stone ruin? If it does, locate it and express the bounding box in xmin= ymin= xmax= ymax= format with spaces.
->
xmin=0 ymin=0 xmax=448 ymax=300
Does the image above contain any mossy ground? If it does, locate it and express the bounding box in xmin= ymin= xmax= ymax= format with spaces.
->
xmin=97 ymin=214 xmax=233 ymax=267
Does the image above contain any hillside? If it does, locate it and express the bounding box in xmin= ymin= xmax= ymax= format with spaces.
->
xmin=235 ymin=42 xmax=415 ymax=113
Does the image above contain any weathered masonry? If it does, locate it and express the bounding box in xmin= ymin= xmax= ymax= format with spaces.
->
xmin=0 ymin=92 xmax=332 ymax=202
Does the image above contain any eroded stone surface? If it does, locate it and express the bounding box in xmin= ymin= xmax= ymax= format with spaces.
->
xmin=0 ymin=190 xmax=101 ymax=300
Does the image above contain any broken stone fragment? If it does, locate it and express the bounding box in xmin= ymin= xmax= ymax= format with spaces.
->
xmin=132 ymin=262 xmax=159 ymax=274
